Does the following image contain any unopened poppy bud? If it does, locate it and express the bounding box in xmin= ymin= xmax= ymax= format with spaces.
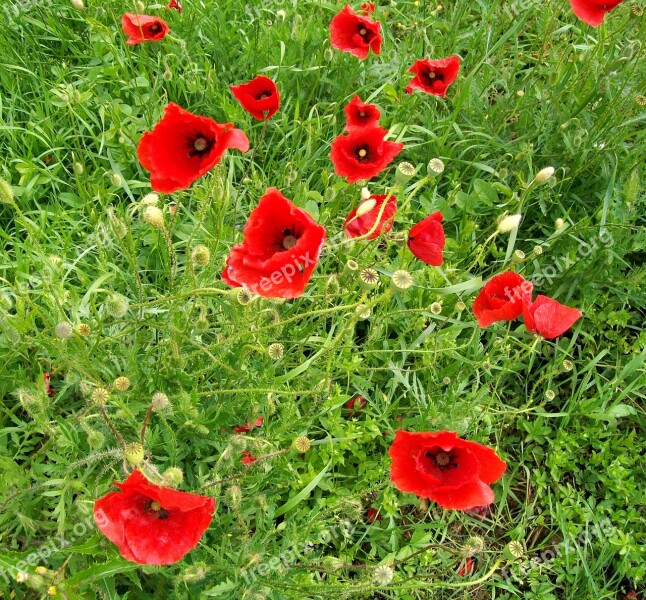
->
xmin=71 ymin=0 xmax=84 ymax=9
xmin=91 ymin=387 xmax=109 ymax=406
xmin=77 ymin=323 xmax=91 ymax=336
xmin=360 ymin=186 xmax=371 ymax=200
xmin=114 ymin=376 xmax=130 ymax=392
xmin=0 ymin=177 xmax=15 ymax=205
xmin=143 ymin=205 xmax=164 ymax=228
xmin=55 ymin=321 xmax=73 ymax=339
xmin=504 ymin=541 xmax=525 ymax=560
xmin=396 ymin=161 xmax=416 ymax=183
xmin=124 ymin=442 xmax=145 ymax=465
xmin=391 ymin=269 xmax=413 ymax=290
xmin=342 ymin=259 xmax=359 ymax=283
xmin=87 ymin=430 xmax=105 ymax=449
xmin=427 ymin=158 xmax=445 ymax=176
xmin=151 ymin=391 xmax=171 ymax=412
xmin=15 ymin=571 xmax=28 ymax=583
xmin=190 ymin=245 xmax=210 ymax=267
xmin=463 ymin=536 xmax=485 ymax=556
xmin=359 ymin=267 xmax=380 ymax=289
xmin=277 ymin=9 xmax=286 ymax=20
xmin=182 ymin=564 xmax=209 ymax=584
xmin=111 ymin=173 xmax=123 ymax=187
xmin=555 ymin=218 xmax=565 ymax=230
xmin=168 ymin=203 xmax=177 ymax=216
xmin=141 ymin=193 xmax=160 ymax=206
xmin=373 ymin=564 xmax=394 ymax=585
xmin=162 ymin=467 xmax=184 ymax=487
xmin=324 ymin=47 xmax=334 ymax=62
xmin=293 ymin=435 xmax=311 ymax=452
xmin=267 ymin=343 xmax=284 ymax=360
xmin=73 ymin=162 xmax=84 ymax=175
xmin=228 ymin=484 xmax=241 ymax=508
xmin=533 ymin=166 xmax=555 ymax=184
xmin=355 ymin=197 xmax=377 ymax=217
xmin=322 ymin=556 xmax=345 ymax=571
xmin=496 ymin=214 xmax=522 ymax=234
xmin=134 ymin=0 xmax=145 ymax=11
xmin=105 ymin=293 xmax=129 ymax=318
xmin=163 ymin=68 xmax=173 ymax=81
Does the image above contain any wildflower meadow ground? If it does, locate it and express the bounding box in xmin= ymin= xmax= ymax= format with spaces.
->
xmin=0 ymin=0 xmax=644 ymax=598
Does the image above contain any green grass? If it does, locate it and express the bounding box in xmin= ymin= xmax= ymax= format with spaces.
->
xmin=0 ymin=0 xmax=644 ymax=598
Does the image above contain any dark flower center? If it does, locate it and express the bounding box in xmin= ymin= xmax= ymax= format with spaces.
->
xmin=149 ymin=23 xmax=162 ymax=34
xmin=187 ymin=133 xmax=214 ymax=158
xmin=357 ymin=23 xmax=374 ymax=43
xmin=359 ymin=110 xmax=366 ymax=117
xmin=418 ymin=447 xmax=459 ymax=475
xmin=148 ymin=500 xmax=170 ymax=520
xmin=422 ymin=70 xmax=444 ymax=85
xmin=256 ymin=91 xmax=272 ymax=100
xmin=277 ymin=227 xmax=301 ymax=251
xmin=354 ymin=145 xmax=371 ymax=162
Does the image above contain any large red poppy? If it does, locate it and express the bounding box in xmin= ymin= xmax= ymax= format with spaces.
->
xmin=94 ymin=470 xmax=215 ymax=565
xmin=522 ymin=295 xmax=582 ymax=339
xmin=330 ymin=5 xmax=382 ymax=60
xmin=330 ymin=126 xmax=404 ymax=183
xmin=472 ymin=271 xmax=532 ymax=328
xmin=344 ymin=94 xmax=381 ymax=129
xmin=137 ymin=103 xmax=249 ymax=193
xmin=222 ymin=188 xmax=326 ymax=299
xmin=389 ymin=430 xmax=506 ymax=511
xmin=405 ymin=56 xmax=461 ymax=98
xmin=344 ymin=193 xmax=396 ymax=239
xmin=230 ymin=75 xmax=280 ymax=121
xmin=121 ymin=13 xmax=170 ymax=46
xmin=569 ymin=0 xmax=624 ymax=26
xmin=407 ymin=212 xmax=445 ymax=266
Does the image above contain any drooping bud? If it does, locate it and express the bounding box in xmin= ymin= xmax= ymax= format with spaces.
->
xmin=533 ymin=166 xmax=555 ymax=184
xmin=143 ymin=205 xmax=164 ymax=229
xmin=496 ymin=213 xmax=522 ymax=234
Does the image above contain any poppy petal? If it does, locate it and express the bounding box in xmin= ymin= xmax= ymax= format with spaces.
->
xmin=522 ymin=295 xmax=582 ymax=339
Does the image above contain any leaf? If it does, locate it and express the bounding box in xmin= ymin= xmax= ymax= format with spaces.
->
xmin=66 ymin=559 xmax=140 ymax=589
xmin=203 ymin=579 xmax=239 ymax=596
xmin=273 ymin=460 xmax=332 ymax=518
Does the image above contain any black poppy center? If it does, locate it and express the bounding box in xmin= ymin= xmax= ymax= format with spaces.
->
xmin=149 ymin=23 xmax=162 ymax=34
xmin=354 ymin=144 xmax=371 ymax=162
xmin=148 ymin=500 xmax=171 ymax=520
xmin=419 ymin=447 xmax=459 ymax=475
xmin=187 ymin=133 xmax=215 ymax=158
xmin=276 ymin=227 xmax=301 ymax=251
xmin=357 ymin=24 xmax=374 ymax=43
xmin=256 ymin=91 xmax=272 ymax=100
xmin=359 ymin=110 xmax=366 ymax=117
xmin=423 ymin=70 xmax=444 ymax=84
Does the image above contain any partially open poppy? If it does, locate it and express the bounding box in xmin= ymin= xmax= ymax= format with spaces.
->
xmin=389 ymin=430 xmax=506 ymax=511
xmin=168 ymin=0 xmax=183 ymax=12
xmin=360 ymin=2 xmax=376 ymax=15
xmin=344 ymin=193 xmax=397 ymax=239
xmin=222 ymin=188 xmax=326 ymax=299
xmin=569 ymin=0 xmax=624 ymax=26
xmin=522 ymin=295 xmax=582 ymax=339
xmin=233 ymin=417 xmax=264 ymax=434
xmin=330 ymin=5 xmax=382 ymax=60
xmin=344 ymin=94 xmax=381 ymax=129
xmin=94 ymin=470 xmax=215 ymax=565
xmin=405 ymin=56 xmax=461 ymax=98
xmin=241 ymin=451 xmax=257 ymax=465
xmin=137 ymin=103 xmax=249 ymax=193
xmin=122 ymin=13 xmax=170 ymax=46
xmin=330 ymin=126 xmax=404 ymax=183
xmin=407 ymin=212 xmax=445 ymax=266
xmin=472 ymin=271 xmax=532 ymax=328
xmin=230 ymin=75 xmax=280 ymax=121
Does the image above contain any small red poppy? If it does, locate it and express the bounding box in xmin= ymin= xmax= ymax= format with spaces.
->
xmin=472 ymin=271 xmax=532 ymax=328
xmin=222 ymin=189 xmax=326 ymax=299
xmin=230 ymin=75 xmax=280 ymax=121
xmin=233 ymin=416 xmax=264 ymax=434
xmin=360 ymin=2 xmax=376 ymax=15
xmin=137 ymin=103 xmax=249 ymax=193
xmin=344 ymin=194 xmax=396 ymax=239
xmin=330 ymin=126 xmax=404 ymax=183
xmin=569 ymin=0 xmax=624 ymax=26
xmin=168 ymin=0 xmax=183 ymax=12
xmin=241 ymin=451 xmax=257 ymax=465
xmin=405 ymin=56 xmax=461 ymax=98
xmin=43 ymin=372 xmax=55 ymax=397
xmin=522 ymin=295 xmax=582 ymax=339
xmin=344 ymin=94 xmax=381 ymax=129
xmin=330 ymin=5 xmax=382 ymax=60
xmin=366 ymin=507 xmax=382 ymax=523
xmin=457 ymin=557 xmax=476 ymax=577
xmin=121 ymin=13 xmax=170 ymax=46
xmin=94 ymin=470 xmax=215 ymax=565
xmin=407 ymin=212 xmax=445 ymax=266
xmin=389 ymin=430 xmax=506 ymax=511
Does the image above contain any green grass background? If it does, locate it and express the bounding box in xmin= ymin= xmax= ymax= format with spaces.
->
xmin=0 ymin=0 xmax=644 ymax=598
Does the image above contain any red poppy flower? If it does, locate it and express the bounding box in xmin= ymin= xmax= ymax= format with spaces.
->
xmin=230 ymin=75 xmax=280 ymax=121
xmin=121 ymin=13 xmax=170 ymax=46
xmin=43 ymin=372 xmax=55 ymax=397
xmin=360 ymin=2 xmax=376 ymax=15
xmin=569 ymin=0 xmax=624 ymax=26
xmin=137 ymin=103 xmax=249 ymax=193
xmin=457 ymin=557 xmax=476 ymax=577
xmin=222 ymin=189 xmax=326 ymax=299
xmin=330 ymin=5 xmax=382 ymax=60
xmin=522 ymin=295 xmax=582 ymax=339
xmin=389 ymin=430 xmax=506 ymax=511
xmin=472 ymin=271 xmax=532 ymax=328
xmin=407 ymin=212 xmax=445 ymax=266
xmin=330 ymin=126 xmax=404 ymax=183
xmin=241 ymin=451 xmax=257 ymax=465
xmin=233 ymin=416 xmax=264 ymax=434
xmin=93 ymin=470 xmax=215 ymax=565
xmin=344 ymin=94 xmax=381 ymax=129
xmin=366 ymin=507 xmax=382 ymax=523
xmin=405 ymin=56 xmax=461 ymax=98
xmin=344 ymin=194 xmax=396 ymax=239
xmin=168 ymin=0 xmax=183 ymax=12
